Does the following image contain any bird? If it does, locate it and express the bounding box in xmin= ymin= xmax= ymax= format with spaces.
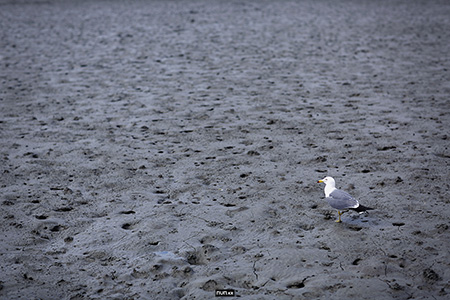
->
xmin=317 ymin=176 xmax=373 ymax=223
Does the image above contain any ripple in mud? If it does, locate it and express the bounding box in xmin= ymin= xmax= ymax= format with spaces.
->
xmin=286 ymin=280 xmax=305 ymax=289
xmin=423 ymin=268 xmax=441 ymax=282
xmin=50 ymin=225 xmax=62 ymax=232
xmin=201 ymin=279 xmax=218 ymax=291
xmin=54 ymin=206 xmax=73 ymax=212
xmin=348 ymin=226 xmax=363 ymax=231
xmin=186 ymin=244 xmax=219 ymax=265
xmin=121 ymin=223 xmax=136 ymax=230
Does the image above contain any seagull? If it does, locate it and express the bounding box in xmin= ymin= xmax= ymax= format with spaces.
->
xmin=317 ymin=176 xmax=373 ymax=223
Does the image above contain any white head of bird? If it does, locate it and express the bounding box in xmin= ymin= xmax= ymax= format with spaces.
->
xmin=317 ymin=176 xmax=336 ymax=197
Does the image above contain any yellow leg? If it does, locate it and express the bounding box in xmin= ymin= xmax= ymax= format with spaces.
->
xmin=336 ymin=211 xmax=342 ymax=223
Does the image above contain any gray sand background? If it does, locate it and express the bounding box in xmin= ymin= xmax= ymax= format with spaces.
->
xmin=1 ymin=0 xmax=449 ymax=299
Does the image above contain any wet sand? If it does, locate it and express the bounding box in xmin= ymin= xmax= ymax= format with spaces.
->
xmin=1 ymin=0 xmax=449 ymax=299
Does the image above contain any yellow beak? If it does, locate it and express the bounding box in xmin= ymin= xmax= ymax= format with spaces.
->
xmin=318 ymin=180 xmax=323 ymax=183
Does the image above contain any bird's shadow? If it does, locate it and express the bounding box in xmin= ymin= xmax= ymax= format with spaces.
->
xmin=337 ymin=210 xmax=387 ymax=229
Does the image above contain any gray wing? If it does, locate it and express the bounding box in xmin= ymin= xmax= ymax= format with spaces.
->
xmin=326 ymin=189 xmax=359 ymax=210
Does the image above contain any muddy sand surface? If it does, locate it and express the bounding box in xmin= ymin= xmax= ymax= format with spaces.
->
xmin=1 ymin=0 xmax=449 ymax=299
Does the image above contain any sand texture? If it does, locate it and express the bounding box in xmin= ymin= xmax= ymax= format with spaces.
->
xmin=1 ymin=0 xmax=449 ymax=299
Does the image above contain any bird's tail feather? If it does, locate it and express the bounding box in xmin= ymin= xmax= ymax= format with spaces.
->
xmin=351 ymin=205 xmax=374 ymax=213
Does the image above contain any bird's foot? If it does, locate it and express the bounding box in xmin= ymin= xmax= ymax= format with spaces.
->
xmin=336 ymin=211 xmax=343 ymax=223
